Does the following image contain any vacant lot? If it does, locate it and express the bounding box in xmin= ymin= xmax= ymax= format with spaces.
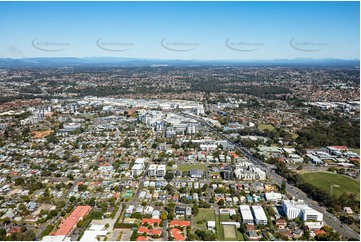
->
xmin=258 ymin=124 xmax=275 ymax=131
xmin=301 ymin=172 xmax=360 ymax=197
xmin=223 ymin=225 xmax=237 ymax=239
xmin=193 ymin=209 xmax=215 ymax=230
xmin=178 ymin=163 xmax=206 ymax=172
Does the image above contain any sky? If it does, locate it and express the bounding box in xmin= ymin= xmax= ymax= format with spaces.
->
xmin=0 ymin=1 xmax=359 ymax=60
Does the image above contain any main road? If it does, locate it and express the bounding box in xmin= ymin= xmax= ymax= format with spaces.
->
xmin=181 ymin=112 xmax=360 ymax=240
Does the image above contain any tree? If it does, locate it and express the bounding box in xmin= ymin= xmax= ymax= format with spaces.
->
xmin=46 ymin=133 xmax=59 ymax=144
xmin=0 ymin=228 xmax=6 ymax=240
xmin=164 ymin=172 xmax=174 ymax=181
xmin=78 ymin=184 xmax=87 ymax=192
xmin=192 ymin=203 xmax=199 ymax=217
xmin=20 ymin=225 xmax=27 ymax=233
xmin=68 ymin=155 xmax=80 ymax=163
xmin=67 ymin=173 xmax=74 ymax=180
xmin=338 ymin=168 xmax=346 ymax=175
xmin=2 ymin=217 xmax=11 ymax=225
xmin=18 ymin=229 xmax=36 ymax=241
xmin=14 ymin=178 xmax=25 ymax=186
xmin=77 ymin=220 xmax=86 ymax=228
xmin=327 ymin=167 xmax=338 ymax=173
xmin=167 ymin=211 xmax=175 ymax=220
xmin=160 ymin=212 xmax=167 ymax=220
xmin=281 ymin=179 xmax=286 ymax=194
xmin=217 ymin=199 xmax=225 ymax=206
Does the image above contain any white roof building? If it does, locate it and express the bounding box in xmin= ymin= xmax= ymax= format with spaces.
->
xmin=207 ymin=221 xmax=216 ymax=231
xmin=42 ymin=236 xmax=67 ymax=241
xmin=144 ymin=206 xmax=154 ymax=215
xmin=265 ymin=192 xmax=282 ymax=202
xmin=251 ymin=206 xmax=268 ymax=225
xmin=282 ymin=200 xmax=323 ymax=222
xmin=80 ymin=224 xmax=107 ymax=241
xmin=126 ymin=205 xmax=135 ymax=214
xmin=152 ymin=210 xmax=160 ymax=219
xmin=302 ymin=207 xmax=323 ymax=222
xmin=219 ymin=209 xmax=237 ymax=216
xmin=132 ymin=159 xmax=145 ymax=176
xmin=239 ymin=205 xmax=254 ymax=224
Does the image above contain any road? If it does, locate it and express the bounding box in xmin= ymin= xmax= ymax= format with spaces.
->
xmin=34 ymin=178 xmax=83 ymax=240
xmin=181 ymin=112 xmax=360 ymax=240
xmin=131 ymin=140 xmax=156 ymax=205
xmin=162 ymin=219 xmax=168 ymax=241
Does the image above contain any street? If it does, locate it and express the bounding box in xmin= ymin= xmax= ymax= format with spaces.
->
xmin=182 ymin=112 xmax=360 ymax=240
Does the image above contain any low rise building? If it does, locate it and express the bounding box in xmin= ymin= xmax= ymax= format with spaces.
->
xmin=239 ymin=205 xmax=254 ymax=224
xmin=265 ymin=192 xmax=282 ymax=202
xmin=54 ymin=206 xmax=91 ymax=237
xmin=251 ymin=206 xmax=268 ymax=225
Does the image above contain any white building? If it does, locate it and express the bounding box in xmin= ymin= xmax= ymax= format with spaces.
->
xmin=99 ymin=165 xmax=114 ymax=177
xmin=239 ymin=205 xmax=254 ymax=224
xmin=219 ymin=209 xmax=237 ymax=217
xmin=102 ymin=106 xmax=113 ymax=112
xmin=302 ymin=207 xmax=323 ymax=222
xmin=63 ymin=123 xmax=81 ymax=132
xmin=42 ymin=235 xmax=67 ymax=241
xmin=187 ymin=124 xmax=197 ymax=134
xmin=156 ymin=165 xmax=166 ymax=177
xmin=282 ymin=200 xmax=304 ymax=220
xmin=282 ymin=200 xmax=323 ymax=222
xmin=265 ymin=192 xmax=282 ymax=202
xmin=251 ymin=206 xmax=268 ymax=225
xmin=147 ymin=164 xmax=166 ymax=177
xmin=148 ymin=164 xmax=157 ymax=177
xmin=126 ymin=205 xmax=135 ymax=214
xmin=132 ymin=158 xmax=146 ymax=176
xmin=80 ymin=224 xmax=107 ymax=241
xmin=132 ymin=163 xmax=143 ymax=176
xmin=207 ymin=221 xmax=216 ymax=232
xmin=234 ymin=162 xmax=266 ymax=180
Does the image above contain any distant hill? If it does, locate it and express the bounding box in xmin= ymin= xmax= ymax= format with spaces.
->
xmin=0 ymin=57 xmax=359 ymax=68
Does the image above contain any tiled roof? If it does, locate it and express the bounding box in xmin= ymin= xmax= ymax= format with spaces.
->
xmin=54 ymin=206 xmax=91 ymax=236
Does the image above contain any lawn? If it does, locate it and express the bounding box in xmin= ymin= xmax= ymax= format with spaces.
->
xmin=215 ymin=215 xmax=224 ymax=240
xmin=236 ymin=229 xmax=245 ymax=241
xmin=301 ymin=172 xmax=360 ymax=197
xmin=258 ymin=124 xmax=275 ymax=131
xmin=223 ymin=225 xmax=237 ymax=239
xmin=193 ymin=209 xmax=215 ymax=230
xmin=350 ymin=149 xmax=360 ymax=155
xmin=178 ymin=163 xmax=206 ymax=172
xmin=219 ymin=214 xmax=231 ymax=221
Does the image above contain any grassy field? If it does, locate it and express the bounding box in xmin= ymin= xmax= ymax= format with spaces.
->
xmin=350 ymin=149 xmax=360 ymax=154
xmin=178 ymin=163 xmax=206 ymax=172
xmin=193 ymin=209 xmax=215 ymax=230
xmin=223 ymin=225 xmax=237 ymax=239
xmin=219 ymin=214 xmax=231 ymax=221
xmin=236 ymin=229 xmax=245 ymax=241
xmin=258 ymin=124 xmax=275 ymax=131
xmin=301 ymin=172 xmax=360 ymax=197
